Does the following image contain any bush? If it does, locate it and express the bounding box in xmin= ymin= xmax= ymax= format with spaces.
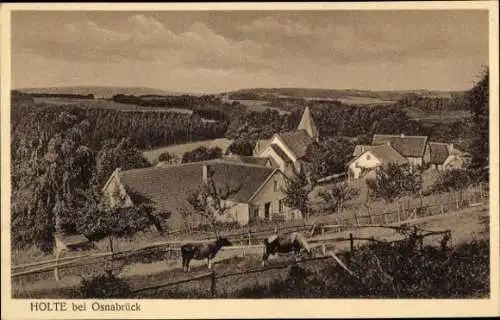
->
xmin=80 ymin=270 xmax=131 ymax=298
xmin=431 ymin=169 xmax=472 ymax=193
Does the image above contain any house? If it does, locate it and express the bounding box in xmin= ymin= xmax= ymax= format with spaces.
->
xmin=347 ymin=143 xmax=409 ymax=180
xmin=429 ymin=142 xmax=470 ymax=171
xmin=254 ymin=106 xmax=319 ymax=178
xmin=222 ymin=154 xmax=273 ymax=167
xmin=54 ymin=232 xmax=91 ymax=253
xmin=372 ymin=134 xmax=430 ymax=167
xmin=102 ymin=159 xmax=300 ymax=229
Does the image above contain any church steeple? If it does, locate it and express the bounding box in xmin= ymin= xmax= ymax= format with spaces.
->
xmin=297 ymin=106 xmax=318 ymax=141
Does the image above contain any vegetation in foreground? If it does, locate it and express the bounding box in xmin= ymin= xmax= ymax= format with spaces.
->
xmin=73 ymin=234 xmax=489 ymax=299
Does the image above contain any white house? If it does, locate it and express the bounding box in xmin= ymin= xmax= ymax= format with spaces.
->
xmin=254 ymin=106 xmax=318 ymax=178
xmin=102 ymin=159 xmax=300 ymax=229
xmin=347 ymin=143 xmax=409 ymax=180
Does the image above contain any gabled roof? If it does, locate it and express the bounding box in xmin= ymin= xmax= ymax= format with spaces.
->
xmin=115 ymin=160 xmax=276 ymax=215
xmin=222 ymin=155 xmax=270 ymax=166
xmin=54 ymin=233 xmax=90 ymax=247
xmin=429 ymin=142 xmax=450 ymax=164
xmin=353 ymin=145 xmax=375 ymax=157
xmin=277 ymin=130 xmax=315 ymax=159
xmin=369 ymin=144 xmax=409 ymax=166
xmin=270 ymin=144 xmax=293 ymax=163
xmin=348 ymin=143 xmax=408 ymax=167
xmin=297 ymin=106 xmax=318 ymax=139
xmin=254 ymin=138 xmax=272 ymax=155
xmin=372 ymin=134 xmax=428 ymax=158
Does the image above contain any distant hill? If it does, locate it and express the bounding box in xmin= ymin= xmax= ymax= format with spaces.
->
xmin=224 ymin=88 xmax=464 ymax=102
xmin=16 ymin=86 xmax=188 ymax=99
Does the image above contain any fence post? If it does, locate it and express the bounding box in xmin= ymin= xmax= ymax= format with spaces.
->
xmin=368 ymin=207 xmax=374 ymax=225
xmin=210 ymin=271 xmax=216 ymax=297
xmin=54 ymin=250 xmax=60 ymax=282
xmin=384 ymin=212 xmax=389 ymax=224
xmin=397 ymin=205 xmax=401 ymax=224
xmin=354 ymin=213 xmax=360 ymax=227
xmin=440 ymin=204 xmax=444 ymax=215
xmin=321 ymin=243 xmax=326 ymax=256
xmin=349 ymin=233 xmax=354 ymax=254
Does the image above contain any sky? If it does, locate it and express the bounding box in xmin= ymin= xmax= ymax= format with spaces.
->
xmin=11 ymin=10 xmax=489 ymax=93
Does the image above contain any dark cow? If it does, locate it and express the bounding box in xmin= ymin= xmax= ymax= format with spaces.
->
xmin=262 ymin=232 xmax=312 ymax=266
xmin=181 ymin=237 xmax=233 ymax=272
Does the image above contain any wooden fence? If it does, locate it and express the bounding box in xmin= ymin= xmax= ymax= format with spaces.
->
xmin=12 ymin=189 xmax=487 ymax=283
xmin=128 ymin=226 xmax=451 ymax=297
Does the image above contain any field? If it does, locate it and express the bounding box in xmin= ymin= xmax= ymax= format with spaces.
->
xmin=12 ymin=204 xmax=489 ymax=299
xmin=142 ymin=138 xmax=234 ymax=164
xmin=337 ymin=96 xmax=396 ymax=106
xmin=225 ymin=99 xmax=290 ymax=114
xmin=33 ymin=97 xmax=195 ymax=114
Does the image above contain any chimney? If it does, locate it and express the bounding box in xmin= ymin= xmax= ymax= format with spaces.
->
xmin=202 ymin=165 xmax=209 ymax=183
xmin=448 ymin=143 xmax=454 ymax=154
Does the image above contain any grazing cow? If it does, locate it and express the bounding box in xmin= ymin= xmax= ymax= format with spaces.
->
xmin=181 ymin=237 xmax=233 ymax=272
xmin=262 ymin=232 xmax=312 ymax=266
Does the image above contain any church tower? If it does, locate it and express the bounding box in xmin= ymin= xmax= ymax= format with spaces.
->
xmin=297 ymin=106 xmax=319 ymax=142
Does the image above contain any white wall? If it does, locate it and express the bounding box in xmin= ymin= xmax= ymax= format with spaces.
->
xmin=348 ymin=151 xmax=382 ymax=179
xmin=214 ymin=201 xmax=250 ymax=225
xmin=249 ymin=171 xmax=299 ymax=221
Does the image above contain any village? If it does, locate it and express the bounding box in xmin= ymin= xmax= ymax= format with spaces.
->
xmin=7 ymin=7 xmax=493 ymax=302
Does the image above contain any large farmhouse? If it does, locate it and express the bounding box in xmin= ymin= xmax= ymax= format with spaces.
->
xmin=253 ymin=106 xmax=319 ymax=178
xmin=102 ymin=159 xmax=300 ymax=229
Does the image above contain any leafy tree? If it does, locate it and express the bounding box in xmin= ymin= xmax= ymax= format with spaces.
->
xmin=283 ymin=170 xmax=311 ymax=219
xmin=181 ymin=146 xmax=222 ymax=163
xmin=227 ymin=139 xmax=255 ymax=156
xmin=304 ymin=137 xmax=354 ymax=186
xmin=318 ymin=182 xmax=358 ymax=214
xmin=77 ymin=195 xmax=155 ymax=253
xmin=366 ymin=164 xmax=422 ymax=203
xmin=185 ymin=167 xmax=242 ymax=237
xmin=158 ymin=152 xmax=174 ymax=162
xmin=468 ymin=69 xmax=489 ymax=182
xmin=431 ymin=169 xmax=472 ymax=193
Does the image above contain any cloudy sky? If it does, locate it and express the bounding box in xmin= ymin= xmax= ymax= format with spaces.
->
xmin=12 ymin=10 xmax=489 ymax=93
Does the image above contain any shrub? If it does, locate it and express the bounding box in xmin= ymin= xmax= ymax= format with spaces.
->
xmin=80 ymin=270 xmax=131 ymax=298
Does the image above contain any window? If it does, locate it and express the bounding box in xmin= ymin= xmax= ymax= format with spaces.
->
xmin=279 ymin=200 xmax=284 ymax=213
xmin=273 ymin=180 xmax=278 ymax=192
xmin=366 ymin=154 xmax=371 ymax=160
xmin=264 ymin=202 xmax=271 ymax=219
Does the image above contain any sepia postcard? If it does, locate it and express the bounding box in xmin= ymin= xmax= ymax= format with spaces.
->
xmin=1 ymin=2 xmax=499 ymax=319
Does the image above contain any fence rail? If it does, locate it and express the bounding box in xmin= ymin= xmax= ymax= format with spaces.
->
xmin=129 ymin=224 xmax=451 ymax=297
xmin=12 ymin=190 xmax=487 ymax=281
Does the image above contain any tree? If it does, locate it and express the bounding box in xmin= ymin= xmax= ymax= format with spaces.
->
xmin=366 ymin=164 xmax=422 ymax=203
xmin=185 ymin=167 xmax=242 ymax=237
xmin=158 ymin=152 xmax=174 ymax=162
xmin=304 ymin=137 xmax=354 ymax=186
xmin=182 ymin=146 xmax=222 ymax=163
xmin=468 ymin=69 xmax=489 ymax=182
xmin=77 ymin=196 xmax=155 ymax=254
xmin=227 ymin=139 xmax=255 ymax=156
xmin=318 ymin=182 xmax=358 ymax=214
xmin=283 ymin=170 xmax=311 ymax=219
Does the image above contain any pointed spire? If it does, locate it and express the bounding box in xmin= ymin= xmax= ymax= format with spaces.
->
xmin=297 ymin=106 xmax=318 ymax=141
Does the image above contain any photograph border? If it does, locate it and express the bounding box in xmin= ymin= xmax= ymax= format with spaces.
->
xmin=1 ymin=1 xmax=499 ymax=319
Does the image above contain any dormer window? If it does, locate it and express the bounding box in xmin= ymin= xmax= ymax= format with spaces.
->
xmin=366 ymin=154 xmax=371 ymax=160
xmin=274 ymin=180 xmax=278 ymax=191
